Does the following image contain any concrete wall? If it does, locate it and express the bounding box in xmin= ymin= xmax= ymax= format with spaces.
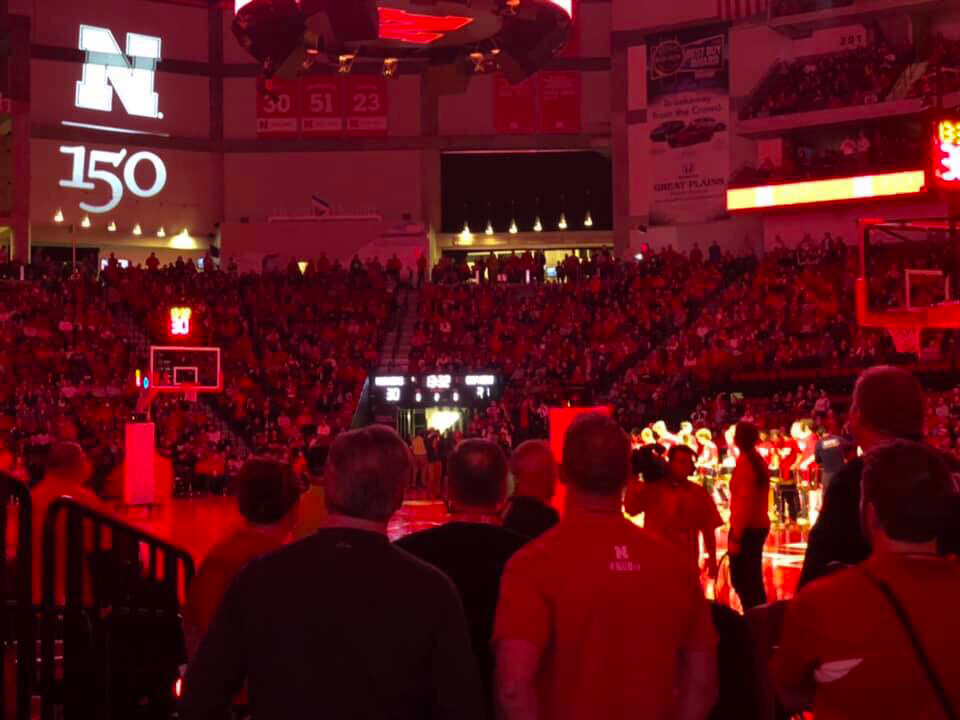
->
xmin=223 ymin=151 xmax=424 ymax=222
xmin=31 ymin=139 xmax=220 ymax=239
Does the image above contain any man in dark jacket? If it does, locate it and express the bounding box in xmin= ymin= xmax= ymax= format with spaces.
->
xmin=799 ymin=366 xmax=960 ymax=589
xmin=396 ymin=439 xmax=527 ymax=719
xmin=501 ymin=440 xmax=559 ymax=539
xmin=181 ymin=426 xmax=482 ymax=720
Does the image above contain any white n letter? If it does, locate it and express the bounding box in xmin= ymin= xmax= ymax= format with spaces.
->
xmin=75 ymin=25 xmax=162 ymax=119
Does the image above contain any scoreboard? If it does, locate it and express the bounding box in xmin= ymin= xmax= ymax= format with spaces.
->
xmin=372 ymin=374 xmax=500 ymax=407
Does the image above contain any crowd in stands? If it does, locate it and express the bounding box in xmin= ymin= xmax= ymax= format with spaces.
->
xmin=20 ymin=364 xmax=957 ymax=720
xmin=6 ymin=236 xmax=960 ymax=720
xmin=414 ymin=246 xmax=744 ymax=450
xmin=112 ymin=253 xmax=395 ymax=463
xmin=907 ymin=33 xmax=960 ymax=99
xmin=605 ymin=231 xmax=960 ymax=431
xmin=0 ymin=259 xmax=225 ymax=494
xmin=1 ymin=250 xmax=401 ymax=497
xmin=731 ymin=122 xmax=922 ymax=187
xmin=745 ymin=44 xmax=908 ymax=119
xmin=8 ymin=228 xmax=960 ymax=503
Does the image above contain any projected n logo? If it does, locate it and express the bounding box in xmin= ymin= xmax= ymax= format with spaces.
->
xmin=75 ymin=25 xmax=162 ymax=119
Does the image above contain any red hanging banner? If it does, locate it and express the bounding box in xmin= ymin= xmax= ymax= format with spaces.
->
xmin=255 ymin=76 xmax=300 ymax=138
xmin=493 ymin=75 xmax=535 ymax=134
xmin=300 ymin=76 xmax=344 ymax=137
xmin=538 ymin=71 xmax=581 ymax=134
xmin=345 ymin=75 xmax=388 ymax=136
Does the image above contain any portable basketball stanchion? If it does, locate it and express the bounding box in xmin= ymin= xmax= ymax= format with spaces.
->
xmin=124 ymin=385 xmax=160 ymax=508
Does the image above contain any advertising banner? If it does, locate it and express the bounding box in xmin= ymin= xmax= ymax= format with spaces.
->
xmin=647 ymin=25 xmax=729 ymax=225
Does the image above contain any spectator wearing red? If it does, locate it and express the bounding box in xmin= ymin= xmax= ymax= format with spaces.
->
xmin=494 ymin=413 xmax=717 ymax=720
xmin=183 ymin=457 xmax=299 ymax=658
xmin=30 ymin=442 xmax=116 ymax=605
xmin=776 ymin=427 xmax=801 ymax=524
xmin=773 ymin=440 xmax=960 ymax=719
xmin=728 ymin=422 xmax=772 ymax=610
xmin=625 ymin=445 xmax=722 ymax=578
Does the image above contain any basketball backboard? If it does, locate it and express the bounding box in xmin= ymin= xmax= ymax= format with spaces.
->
xmin=857 ymin=217 xmax=960 ymax=353
xmin=149 ymin=346 xmax=222 ymax=394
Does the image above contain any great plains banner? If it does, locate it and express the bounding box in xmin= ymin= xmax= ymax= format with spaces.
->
xmin=647 ymin=25 xmax=730 ymax=225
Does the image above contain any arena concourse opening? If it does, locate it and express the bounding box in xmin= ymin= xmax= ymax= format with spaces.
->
xmin=2 ymin=0 xmax=960 ymax=718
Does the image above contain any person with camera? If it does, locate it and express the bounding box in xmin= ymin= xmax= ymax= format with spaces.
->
xmin=625 ymin=445 xmax=723 ymax=579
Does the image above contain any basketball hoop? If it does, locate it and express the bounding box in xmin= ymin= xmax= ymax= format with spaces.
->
xmin=886 ymin=326 xmax=922 ymax=355
xmin=181 ymin=384 xmax=199 ymax=403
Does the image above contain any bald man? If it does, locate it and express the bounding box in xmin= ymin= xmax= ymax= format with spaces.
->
xmin=502 ymin=440 xmax=559 ymax=539
xmin=494 ymin=414 xmax=717 ymax=720
xmin=397 ymin=439 xmax=528 ymax=719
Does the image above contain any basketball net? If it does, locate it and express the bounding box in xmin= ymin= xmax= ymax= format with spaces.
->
xmin=182 ymin=384 xmax=199 ymax=403
xmin=887 ymin=326 xmax=921 ymax=355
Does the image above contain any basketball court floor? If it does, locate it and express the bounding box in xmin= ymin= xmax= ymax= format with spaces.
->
xmin=122 ymin=497 xmax=808 ymax=603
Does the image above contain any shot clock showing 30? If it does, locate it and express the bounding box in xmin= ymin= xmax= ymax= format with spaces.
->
xmin=932 ymin=116 xmax=960 ymax=189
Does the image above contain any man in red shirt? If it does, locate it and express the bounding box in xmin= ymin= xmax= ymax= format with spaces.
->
xmin=494 ymin=413 xmax=718 ymax=720
xmin=772 ymin=440 xmax=960 ymax=719
xmin=624 ymin=445 xmax=723 ymax=578
xmin=183 ymin=458 xmax=300 ymax=659
xmin=775 ymin=428 xmax=801 ymax=525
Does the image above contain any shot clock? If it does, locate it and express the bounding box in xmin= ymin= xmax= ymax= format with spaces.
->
xmin=931 ymin=115 xmax=960 ymax=190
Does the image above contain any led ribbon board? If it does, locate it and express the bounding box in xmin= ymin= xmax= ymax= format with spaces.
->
xmin=727 ymin=170 xmax=926 ymax=211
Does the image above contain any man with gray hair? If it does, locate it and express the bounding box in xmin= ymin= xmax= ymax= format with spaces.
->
xmin=182 ymin=425 xmax=482 ymax=720
xmin=799 ymin=365 xmax=960 ymax=588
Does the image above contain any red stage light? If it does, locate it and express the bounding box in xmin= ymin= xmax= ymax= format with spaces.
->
xmin=377 ymin=8 xmax=474 ymax=45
